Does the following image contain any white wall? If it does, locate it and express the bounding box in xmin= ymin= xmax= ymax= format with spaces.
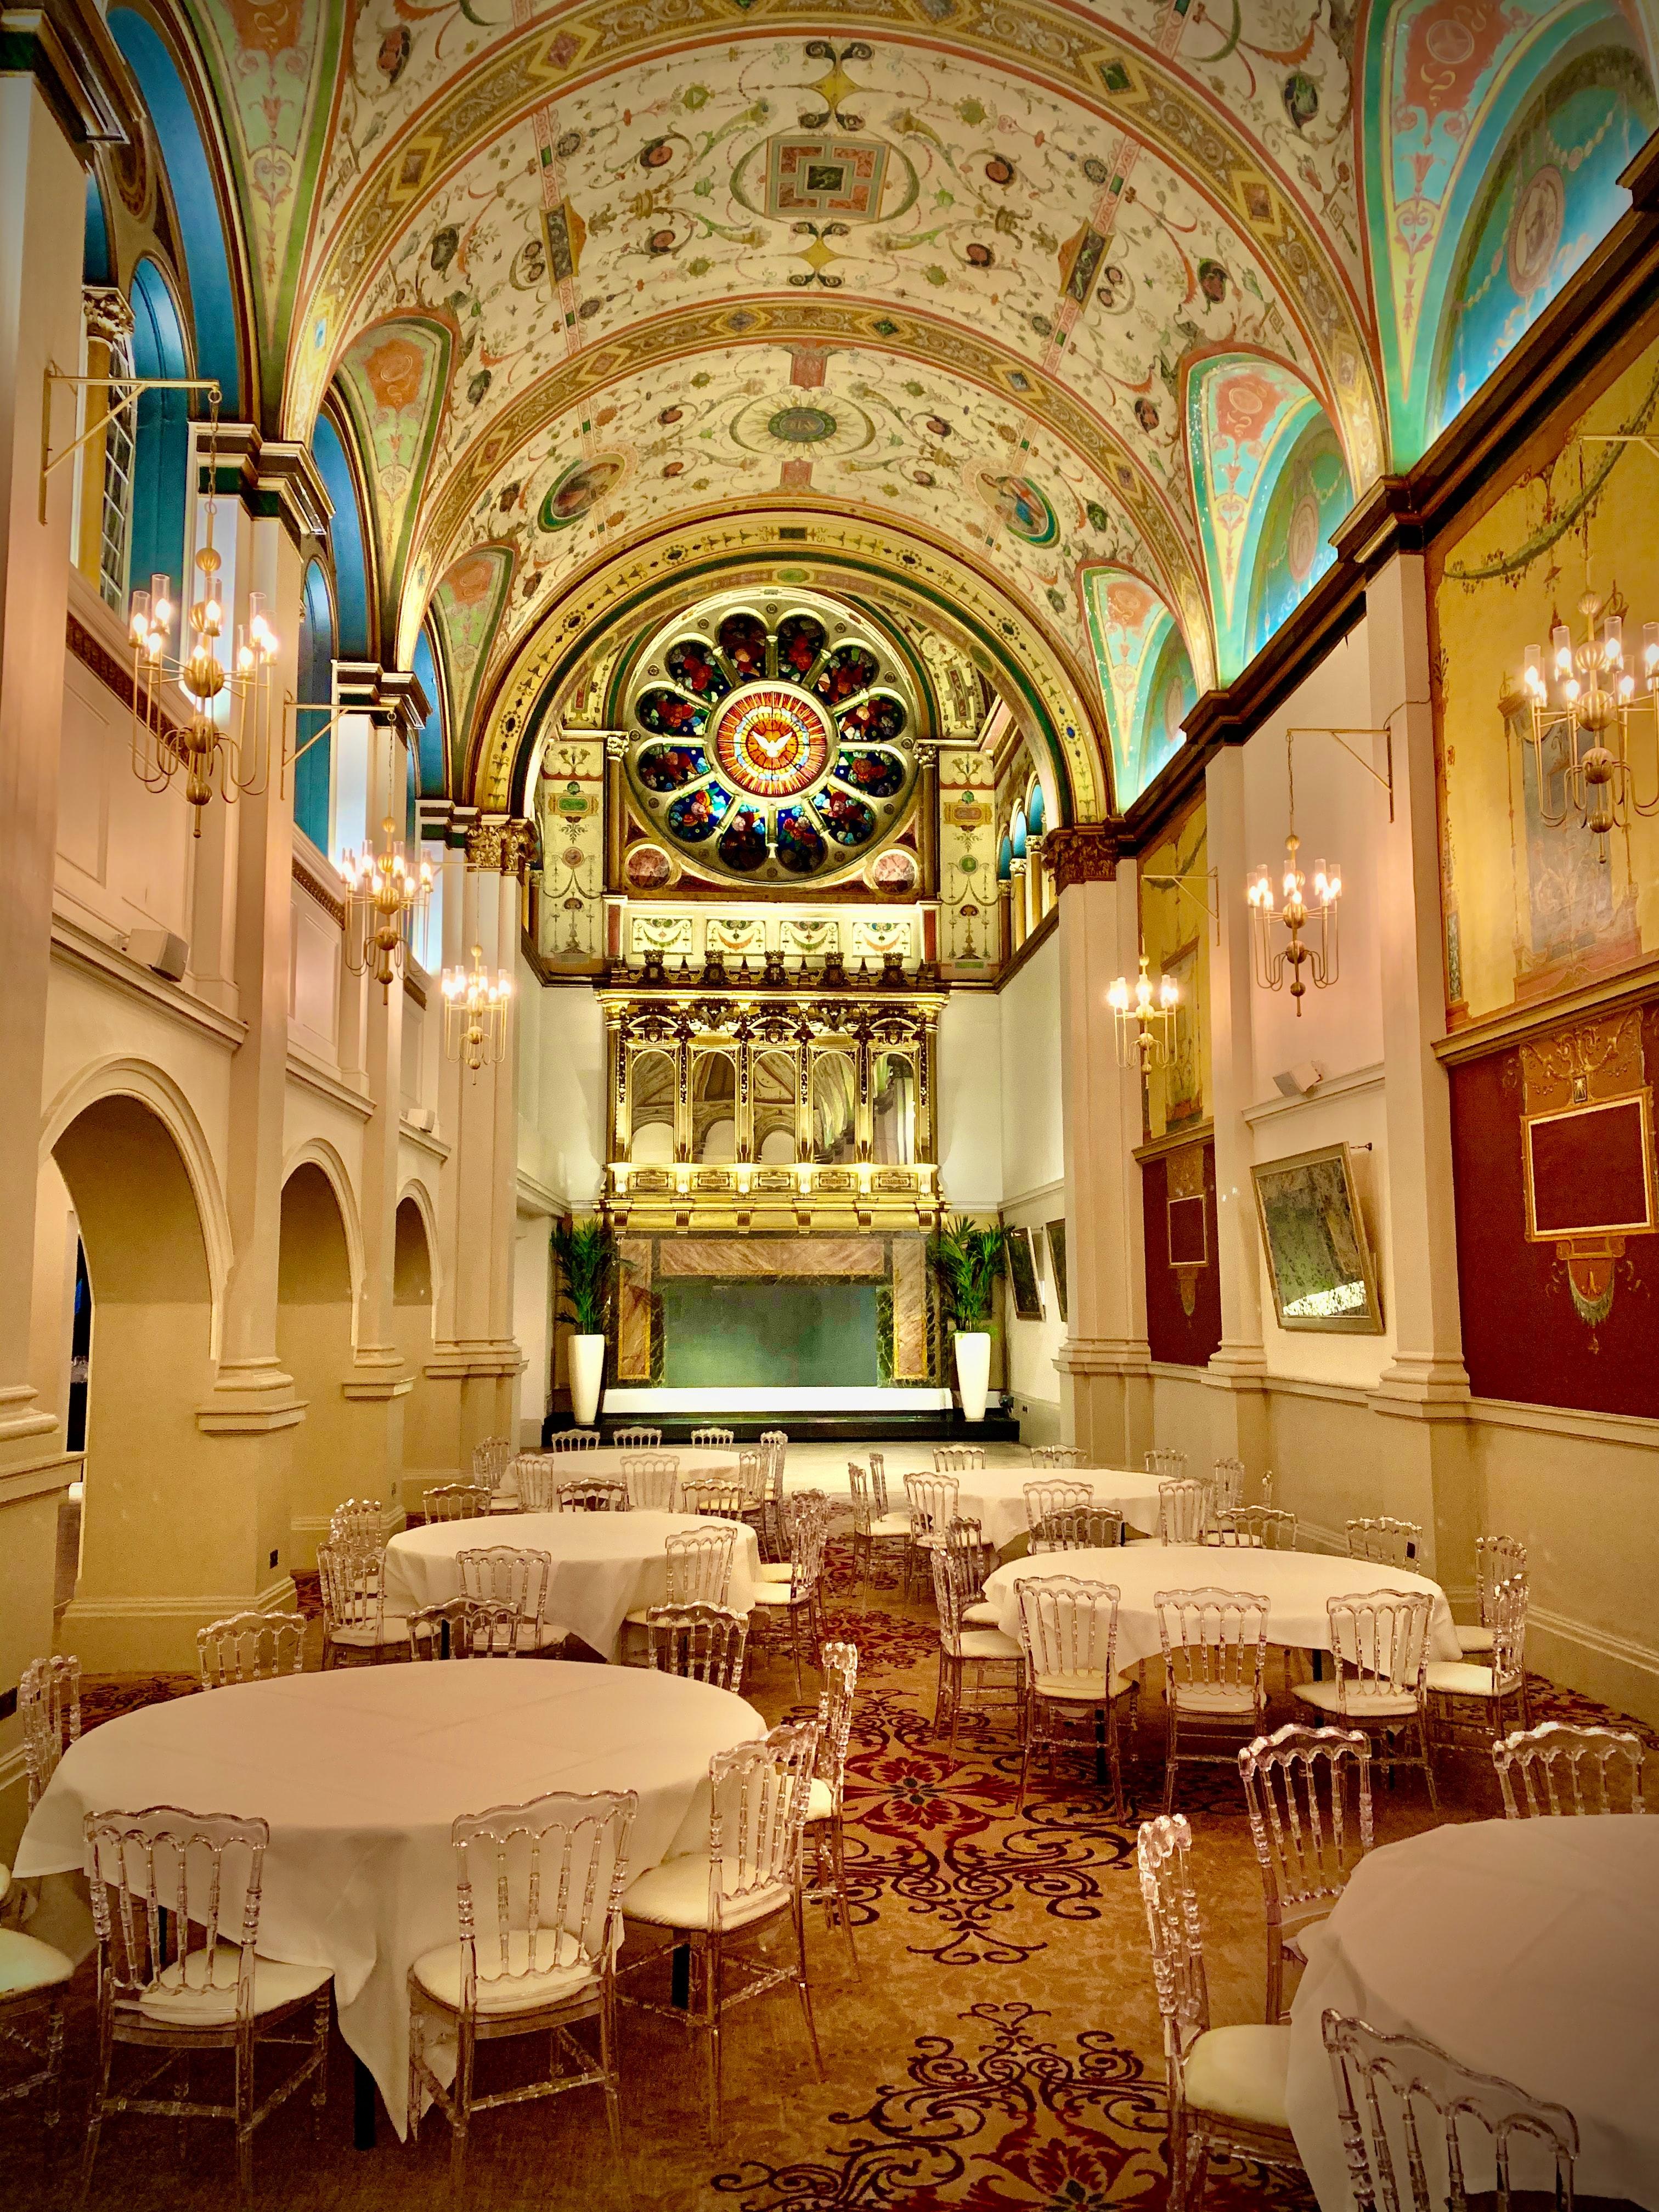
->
xmin=516 ymin=967 xmax=606 ymax=1211
xmin=935 ymin=991 xmax=1003 ymax=1212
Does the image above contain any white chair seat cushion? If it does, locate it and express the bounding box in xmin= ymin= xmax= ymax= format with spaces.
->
xmin=0 ymin=1929 xmax=74 ymax=1996
xmin=1032 ymin=1668 xmax=1136 ymax=1704
xmin=755 ymin=1561 xmax=795 ymax=1584
xmin=1424 ymin=1659 xmax=1508 ymax=1698
xmin=806 ymin=1776 xmax=835 ymax=1824
xmin=620 ymin=1853 xmax=790 ymax=1933
xmin=329 ymin=1615 xmax=409 ymax=1649
xmin=870 ymin=1514 xmax=912 ymax=1539
xmin=1293 ymin=1678 xmax=1421 ymax=1721
xmin=1183 ymin=2023 xmax=1293 ymax=2130
xmin=1455 ymin=1624 xmax=1496 ymax=1655
xmin=0 ymin=1861 xmax=9 ymax=1909
xmin=963 ymin=1599 xmax=1000 ymax=1628
xmin=410 ymin=1928 xmax=596 ymax=2016
xmin=946 ymin=1628 xmax=1022 ymax=1662
xmin=749 ymin=1581 xmax=806 ymax=1608
xmin=136 ymin=1944 xmax=329 ymax=2024
xmin=1172 ymin=1680 xmax=1260 ymax=1717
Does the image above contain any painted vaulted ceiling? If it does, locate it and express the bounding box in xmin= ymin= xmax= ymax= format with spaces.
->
xmin=170 ymin=0 xmax=1659 ymax=819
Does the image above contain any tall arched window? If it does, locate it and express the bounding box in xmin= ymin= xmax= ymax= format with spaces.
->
xmin=295 ymin=560 xmax=336 ymax=853
xmin=127 ymin=257 xmax=191 ymax=607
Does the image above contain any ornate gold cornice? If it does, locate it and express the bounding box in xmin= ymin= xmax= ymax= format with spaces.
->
xmin=1046 ymin=823 xmax=1119 ymax=893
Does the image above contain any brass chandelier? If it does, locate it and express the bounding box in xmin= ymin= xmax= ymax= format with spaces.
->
xmin=1109 ymin=951 xmax=1180 ymax=1070
xmin=339 ymin=723 xmax=433 ymax=997
xmin=1520 ymin=577 xmax=1659 ymax=847
xmin=441 ymin=944 xmax=513 ymax=1071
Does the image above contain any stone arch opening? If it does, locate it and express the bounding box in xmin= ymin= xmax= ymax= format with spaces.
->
xmin=393 ymin=1190 xmax=442 ymax=1508
xmin=279 ymin=1161 xmax=360 ymax=1564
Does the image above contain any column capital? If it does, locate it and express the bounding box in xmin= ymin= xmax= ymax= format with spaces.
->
xmin=1 ymin=0 xmax=142 ymax=152
xmin=335 ymin=661 xmax=430 ymax=749
xmin=1046 ymin=822 xmax=1118 ymax=893
xmin=201 ymin=426 xmax=332 ymax=545
xmin=465 ymin=812 xmax=540 ymax=880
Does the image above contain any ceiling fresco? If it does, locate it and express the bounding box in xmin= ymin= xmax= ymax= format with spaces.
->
xmin=165 ymin=0 xmax=1658 ymax=821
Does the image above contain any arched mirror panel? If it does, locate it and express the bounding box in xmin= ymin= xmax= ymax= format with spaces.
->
xmin=629 ymin=1049 xmax=678 ymax=1164
xmin=810 ymin=1051 xmax=858 ymax=1166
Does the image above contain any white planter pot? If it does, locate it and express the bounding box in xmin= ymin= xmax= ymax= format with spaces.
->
xmin=569 ymin=1335 xmax=607 ymax=1430
xmin=953 ymin=1331 xmax=992 ymax=1424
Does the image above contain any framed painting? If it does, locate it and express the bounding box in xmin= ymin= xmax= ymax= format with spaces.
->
xmin=1006 ymin=1227 xmax=1043 ymax=1320
xmin=1045 ymin=1220 xmax=1068 ymax=1322
xmin=1251 ymin=1142 xmax=1384 ymax=1335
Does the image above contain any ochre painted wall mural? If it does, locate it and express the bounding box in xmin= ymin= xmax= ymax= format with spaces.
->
xmin=1138 ymin=796 xmax=1211 ymax=1147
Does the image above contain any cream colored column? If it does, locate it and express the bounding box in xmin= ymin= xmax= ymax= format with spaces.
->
xmin=1201 ymin=742 xmax=1271 ymax=1473
xmin=0 ymin=66 xmax=111 ymax=1843
xmin=1365 ymin=549 xmax=1473 ymax=1579
xmin=1048 ymin=826 xmax=1153 ymax=1466
xmin=420 ymin=825 xmax=525 ymax=1488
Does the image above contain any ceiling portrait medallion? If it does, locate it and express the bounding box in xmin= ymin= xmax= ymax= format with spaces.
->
xmin=712 ymin=683 xmax=834 ymax=800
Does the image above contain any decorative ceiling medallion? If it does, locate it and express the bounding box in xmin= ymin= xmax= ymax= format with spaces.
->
xmin=712 ymin=682 xmax=834 ymax=799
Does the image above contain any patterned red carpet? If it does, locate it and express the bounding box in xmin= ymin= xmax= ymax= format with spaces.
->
xmin=20 ymin=1548 xmax=1652 ymax=2212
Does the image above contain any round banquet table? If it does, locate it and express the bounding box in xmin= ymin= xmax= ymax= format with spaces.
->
xmin=981 ymin=1543 xmax=1461 ymax=1674
xmin=494 ymin=1443 xmax=746 ymax=1504
xmin=12 ymin=1662 xmax=764 ymax=2135
xmin=950 ymin=1466 xmax=1167 ymax=1552
xmin=383 ymin=1508 xmax=761 ymax=1656
xmin=1286 ymin=1816 xmax=1659 ymax=2208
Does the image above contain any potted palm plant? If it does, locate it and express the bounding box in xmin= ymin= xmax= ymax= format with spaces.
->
xmin=927 ymin=1214 xmax=1008 ymax=1424
xmin=551 ymin=1216 xmax=623 ymax=1430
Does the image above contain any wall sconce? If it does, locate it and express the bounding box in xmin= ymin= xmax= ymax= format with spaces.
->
xmin=1109 ymin=950 xmax=1179 ymax=1069
xmin=1247 ymin=724 xmax=1395 ymax=1017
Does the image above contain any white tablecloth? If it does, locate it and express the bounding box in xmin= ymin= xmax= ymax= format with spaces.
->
xmin=982 ymin=1544 xmax=1460 ymax=1674
xmin=951 ymin=1466 xmax=1167 ymax=1551
xmin=13 ymin=1663 xmax=763 ymax=2133
xmin=384 ymin=1509 xmax=760 ymax=1656
xmin=495 ymin=1443 xmax=745 ymax=1503
xmin=1287 ymin=1817 xmax=1659 ymax=2209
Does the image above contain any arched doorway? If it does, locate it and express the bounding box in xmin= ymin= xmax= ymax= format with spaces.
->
xmin=50 ymin=1093 xmax=246 ymax=1670
xmin=278 ymin=1161 xmax=359 ymax=1564
xmin=393 ymin=1193 xmax=441 ymax=1509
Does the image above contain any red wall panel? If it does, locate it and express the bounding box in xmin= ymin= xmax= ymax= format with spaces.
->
xmin=1141 ymin=1141 xmax=1223 ymax=1369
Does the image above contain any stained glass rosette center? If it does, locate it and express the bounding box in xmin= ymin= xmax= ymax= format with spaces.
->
xmin=712 ymin=683 xmax=833 ymax=800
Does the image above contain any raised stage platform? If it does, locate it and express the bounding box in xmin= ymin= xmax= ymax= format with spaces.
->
xmin=544 ymin=1391 xmax=1021 ymax=1446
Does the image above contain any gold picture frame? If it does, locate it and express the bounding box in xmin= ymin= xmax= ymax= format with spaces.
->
xmin=1251 ymin=1142 xmax=1384 ymax=1335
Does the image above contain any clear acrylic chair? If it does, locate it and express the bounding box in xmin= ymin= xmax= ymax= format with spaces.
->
xmin=458 ymin=1544 xmax=557 ymax=1651
xmin=679 ymin=1476 xmax=749 ymax=1519
xmin=943 ymin=1515 xmax=1000 ymax=1627
xmin=1023 ymin=1477 xmax=1092 ymax=1530
xmin=1493 ymin=1718 xmax=1647 ymax=1816
xmin=1155 ymin=1586 xmax=1271 ymax=1815
xmin=690 ymin=1425 xmax=735 ymax=1447
xmin=1292 ymin=1592 xmax=1438 ymax=1809
xmin=933 ymin=1444 xmax=985 ymax=1471
xmin=196 ymin=1612 xmax=307 ymax=1690
xmin=1031 ymin=1504 xmax=1126 ymax=1553
xmin=1346 ymin=1515 xmax=1421 ymax=1566
xmin=424 ymin=1483 xmax=492 ymax=1523
xmin=625 ymin=1527 xmax=737 ymax=1644
xmin=1157 ymin=1480 xmax=1211 ymax=1546
xmin=470 ymin=1436 xmax=515 ymax=1495
xmin=1030 ymin=1444 xmax=1086 ymax=1468
xmin=20 ymin=1654 xmax=81 ymax=1810
xmin=510 ymin=1452 xmax=557 ymax=1512
xmin=929 ymin=1547 xmax=1023 ymax=1746
xmin=1209 ymin=1458 xmax=1245 ymax=1513
xmin=81 ymin=1807 xmax=332 ymax=2212
xmin=329 ymin=1497 xmax=382 ymax=1544
xmin=550 ymin=1429 xmax=601 ymax=1453
xmin=1213 ymin=1505 xmax=1297 ymax=1550
xmin=1239 ymin=1723 xmax=1374 ymax=2023
xmin=1458 ymin=1534 xmax=1528 ymax=1656
xmin=758 ymin=1428 xmax=788 ymax=1472
xmin=556 ymin=1475 xmax=629 ymax=1513
xmin=408 ymin=1596 xmax=526 ymax=1660
xmin=749 ymin=1504 xmax=827 ymax=1694
xmin=618 ymin=1719 xmax=823 ymax=2142
xmin=803 ymin=1640 xmax=860 ymax=1978
xmin=904 ymin=1471 xmax=960 ymax=1599
xmin=1137 ymin=1812 xmax=1303 ymax=2212
xmin=1425 ymin=1573 xmax=1530 ymax=1746
xmin=1321 ymin=2008 xmax=1578 ymax=2212
xmin=408 ymin=1788 xmax=636 ymax=2192
xmin=644 ymin=1603 xmax=749 ymax=1690
xmin=1015 ymin=1575 xmax=1137 ymax=1816
xmin=317 ymin=1537 xmax=408 ymax=1666
xmin=611 ymin=1424 xmax=661 ymax=1449
xmin=1146 ymin=1448 xmax=1189 ymax=1485
xmin=0 ymin=1661 xmax=75 ymax=2151
xmin=621 ymin=1452 xmax=681 ymax=1512
xmin=847 ymin=1461 xmax=910 ymax=1601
